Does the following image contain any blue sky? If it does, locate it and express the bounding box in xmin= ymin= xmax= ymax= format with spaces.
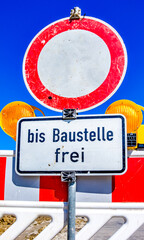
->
xmin=0 ymin=0 xmax=144 ymax=150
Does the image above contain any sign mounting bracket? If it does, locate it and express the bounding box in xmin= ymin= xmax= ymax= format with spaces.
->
xmin=62 ymin=109 xmax=77 ymax=120
xmin=70 ymin=7 xmax=81 ymax=20
xmin=61 ymin=171 xmax=76 ymax=182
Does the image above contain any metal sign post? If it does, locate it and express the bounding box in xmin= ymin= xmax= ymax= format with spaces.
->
xmin=61 ymin=109 xmax=77 ymax=240
xmin=61 ymin=171 xmax=76 ymax=240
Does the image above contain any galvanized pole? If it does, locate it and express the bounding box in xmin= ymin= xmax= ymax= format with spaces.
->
xmin=68 ymin=177 xmax=76 ymax=240
xmin=62 ymin=109 xmax=77 ymax=240
xmin=61 ymin=171 xmax=76 ymax=240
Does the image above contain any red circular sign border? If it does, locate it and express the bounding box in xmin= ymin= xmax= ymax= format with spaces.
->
xmin=23 ymin=17 xmax=127 ymax=112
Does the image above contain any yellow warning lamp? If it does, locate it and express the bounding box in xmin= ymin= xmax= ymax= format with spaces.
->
xmin=106 ymin=100 xmax=143 ymax=133
xmin=0 ymin=101 xmax=45 ymax=141
xmin=105 ymin=100 xmax=143 ymax=149
xmin=137 ymin=125 xmax=144 ymax=148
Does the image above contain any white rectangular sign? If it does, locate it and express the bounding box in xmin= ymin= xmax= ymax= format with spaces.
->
xmin=16 ymin=115 xmax=127 ymax=176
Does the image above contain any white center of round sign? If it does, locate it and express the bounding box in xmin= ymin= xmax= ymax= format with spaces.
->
xmin=38 ymin=30 xmax=111 ymax=98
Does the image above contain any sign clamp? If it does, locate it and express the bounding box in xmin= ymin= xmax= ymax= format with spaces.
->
xmin=70 ymin=7 xmax=81 ymax=20
xmin=61 ymin=171 xmax=76 ymax=182
xmin=62 ymin=109 xmax=77 ymax=120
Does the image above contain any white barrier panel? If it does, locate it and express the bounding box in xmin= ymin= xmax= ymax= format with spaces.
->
xmin=0 ymin=201 xmax=143 ymax=239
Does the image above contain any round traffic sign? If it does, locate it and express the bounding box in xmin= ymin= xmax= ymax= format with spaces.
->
xmin=23 ymin=17 xmax=127 ymax=112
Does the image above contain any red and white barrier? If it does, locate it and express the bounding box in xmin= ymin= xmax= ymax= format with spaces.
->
xmin=0 ymin=150 xmax=143 ymax=202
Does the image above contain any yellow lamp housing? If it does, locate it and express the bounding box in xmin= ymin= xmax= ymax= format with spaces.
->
xmin=137 ymin=125 xmax=144 ymax=148
xmin=105 ymin=100 xmax=143 ymax=149
xmin=0 ymin=101 xmax=45 ymax=141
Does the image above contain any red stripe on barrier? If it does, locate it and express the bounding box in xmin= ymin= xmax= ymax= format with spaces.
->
xmin=0 ymin=157 xmax=6 ymax=200
xmin=39 ymin=176 xmax=68 ymax=202
xmin=112 ymin=157 xmax=144 ymax=202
